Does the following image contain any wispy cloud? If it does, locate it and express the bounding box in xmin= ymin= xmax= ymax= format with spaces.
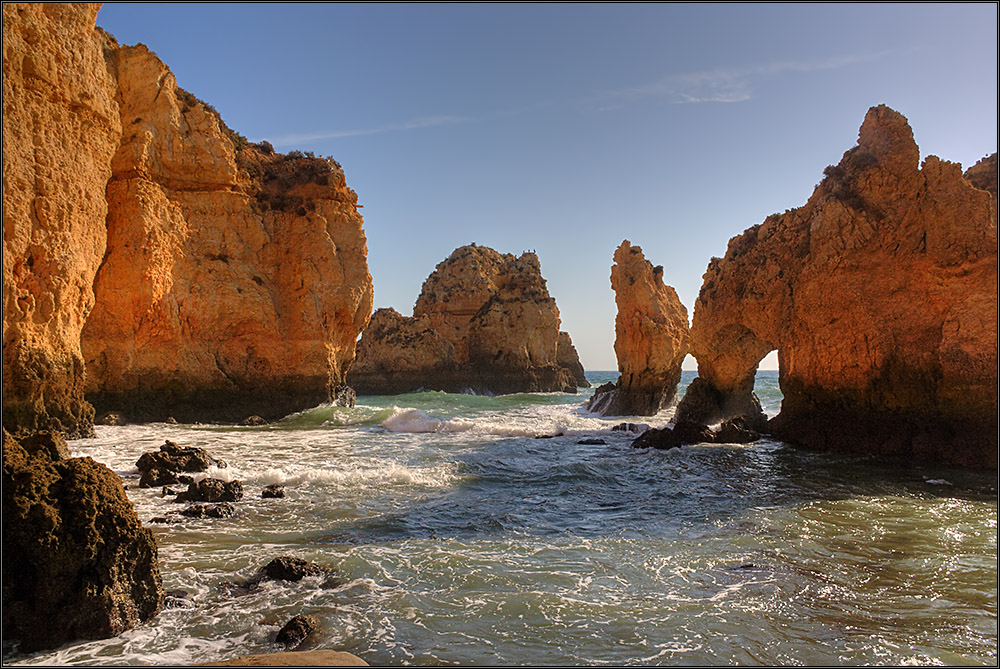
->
xmin=601 ymin=50 xmax=893 ymax=106
xmin=270 ymin=114 xmax=473 ymax=147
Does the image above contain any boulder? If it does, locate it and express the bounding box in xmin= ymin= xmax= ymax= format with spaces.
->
xmin=180 ymin=503 xmax=237 ymax=519
xmin=262 ymin=484 xmax=286 ymax=499
xmin=2 ymin=430 xmax=163 ymax=652
xmin=175 ymin=478 xmax=244 ymax=503
xmin=275 ymin=614 xmax=320 ymax=647
xmin=714 ymin=416 xmax=761 ymax=444
xmin=256 ymin=557 xmax=333 ymax=583
xmin=136 ymin=441 xmax=227 ymax=489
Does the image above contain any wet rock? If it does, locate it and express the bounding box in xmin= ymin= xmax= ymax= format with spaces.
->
xmin=96 ymin=411 xmax=127 ymax=426
xmin=257 ymin=557 xmax=333 ymax=583
xmin=139 ymin=466 xmax=180 ymax=488
xmin=262 ymin=483 xmax=286 ymax=499
xmin=577 ymin=438 xmax=607 ymax=445
xmin=161 ymin=486 xmax=182 ymax=497
xmin=612 ymin=422 xmax=650 ymax=433
xmin=715 ymin=416 xmax=761 ymax=444
xmin=164 ymin=590 xmax=194 ymax=608
xmin=275 ymin=614 xmax=320 ymax=648
xmin=631 ymin=427 xmax=684 ymax=450
xmin=165 ymin=416 xmax=179 ymax=424
xmin=242 ymin=415 xmax=267 ymax=426
xmin=3 ymin=431 xmax=163 ymax=652
xmin=174 ymin=478 xmax=243 ymax=503
xmin=672 ymin=419 xmax=716 ymax=444
xmin=136 ymin=441 xmax=227 ymax=488
xmin=180 ymin=503 xmax=236 ymax=519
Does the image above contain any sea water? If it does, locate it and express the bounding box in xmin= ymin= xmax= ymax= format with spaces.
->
xmin=4 ymin=371 xmax=997 ymax=666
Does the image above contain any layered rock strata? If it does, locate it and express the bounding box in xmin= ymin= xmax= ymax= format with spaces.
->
xmin=676 ymin=105 xmax=997 ymax=467
xmin=587 ymin=241 xmax=689 ymax=416
xmin=2 ymin=430 xmax=164 ymax=652
xmin=349 ymin=244 xmax=587 ymax=395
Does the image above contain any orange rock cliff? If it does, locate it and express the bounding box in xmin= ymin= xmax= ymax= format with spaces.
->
xmin=348 ymin=244 xmax=588 ymax=395
xmin=588 ymin=241 xmax=690 ymax=416
xmin=2 ymin=3 xmax=374 ymax=433
xmin=675 ymin=105 xmax=997 ymax=467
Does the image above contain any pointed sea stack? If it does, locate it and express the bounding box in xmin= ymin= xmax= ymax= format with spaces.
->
xmin=587 ymin=241 xmax=690 ymax=416
xmin=348 ymin=244 xmax=588 ymax=395
xmin=676 ymin=105 xmax=997 ymax=467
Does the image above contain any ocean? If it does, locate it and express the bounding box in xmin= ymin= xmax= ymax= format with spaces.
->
xmin=5 ymin=370 xmax=997 ymax=666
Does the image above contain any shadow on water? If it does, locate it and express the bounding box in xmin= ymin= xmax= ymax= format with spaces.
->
xmin=309 ymin=433 xmax=997 ymax=547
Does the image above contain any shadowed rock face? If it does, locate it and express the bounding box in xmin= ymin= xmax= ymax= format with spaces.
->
xmin=588 ymin=241 xmax=689 ymax=416
xmin=349 ymin=244 xmax=587 ymax=395
xmin=2 ymin=430 xmax=163 ymax=652
xmin=677 ymin=105 xmax=997 ymax=467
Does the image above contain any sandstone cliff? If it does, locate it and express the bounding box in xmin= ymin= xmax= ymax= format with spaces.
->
xmin=80 ymin=43 xmax=373 ymax=422
xmin=676 ymin=105 xmax=997 ymax=467
xmin=349 ymin=244 xmax=587 ymax=395
xmin=2 ymin=3 xmax=120 ymax=438
xmin=2 ymin=4 xmax=374 ymax=430
xmin=587 ymin=241 xmax=690 ymax=416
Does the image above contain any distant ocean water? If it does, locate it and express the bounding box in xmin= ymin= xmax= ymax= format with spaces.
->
xmin=5 ymin=370 xmax=996 ymax=666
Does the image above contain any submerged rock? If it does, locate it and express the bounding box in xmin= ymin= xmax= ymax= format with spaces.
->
xmin=677 ymin=105 xmax=997 ymax=467
xmin=275 ymin=614 xmax=321 ymax=647
xmin=175 ymin=478 xmax=244 ymax=503
xmin=262 ymin=483 xmax=286 ymax=499
xmin=96 ymin=411 xmax=127 ymax=426
xmin=180 ymin=503 xmax=237 ymax=519
xmin=257 ymin=556 xmax=334 ymax=583
xmin=2 ymin=430 xmax=163 ymax=652
xmin=348 ymin=244 xmax=587 ymax=395
xmin=242 ymin=415 xmax=267 ymax=426
xmin=587 ymin=241 xmax=690 ymax=416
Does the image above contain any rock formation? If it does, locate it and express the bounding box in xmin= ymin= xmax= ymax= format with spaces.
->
xmin=2 ymin=429 xmax=163 ymax=652
xmin=80 ymin=42 xmax=373 ymax=423
xmin=349 ymin=244 xmax=588 ymax=395
xmin=676 ymin=105 xmax=997 ymax=467
xmin=587 ymin=241 xmax=690 ymax=416
xmin=3 ymin=3 xmax=373 ymax=432
xmin=2 ymin=3 xmax=121 ymax=438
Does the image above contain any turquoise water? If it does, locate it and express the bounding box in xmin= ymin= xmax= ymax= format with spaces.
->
xmin=5 ymin=371 xmax=997 ymax=666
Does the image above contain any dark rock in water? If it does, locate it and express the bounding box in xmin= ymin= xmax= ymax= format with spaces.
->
xmin=332 ymin=385 xmax=356 ymax=408
xmin=612 ymin=422 xmax=650 ymax=433
xmin=676 ymin=377 xmax=768 ymax=433
xmin=136 ymin=441 xmax=227 ymax=487
xmin=161 ymin=486 xmax=181 ymax=497
xmin=258 ymin=556 xmax=332 ymax=582
xmin=164 ymin=590 xmax=194 ymax=608
xmin=96 ymin=411 xmax=127 ymax=426
xmin=180 ymin=503 xmax=237 ymax=519
xmin=164 ymin=416 xmax=179 ymax=424
xmin=16 ymin=430 xmax=72 ymax=461
xmin=577 ymin=438 xmax=607 ymax=445
xmin=586 ymin=381 xmax=618 ymax=414
xmin=149 ymin=516 xmax=178 ymax=524
xmin=262 ymin=483 xmax=286 ymax=499
xmin=175 ymin=478 xmax=243 ymax=503
xmin=631 ymin=427 xmax=684 ymax=450
xmin=275 ymin=614 xmax=320 ymax=647
xmin=140 ymin=465 xmax=180 ymax=488
xmin=242 ymin=415 xmax=267 ymax=426
xmin=673 ymin=419 xmax=716 ymax=444
xmin=715 ymin=416 xmax=761 ymax=444
xmin=2 ymin=430 xmax=163 ymax=652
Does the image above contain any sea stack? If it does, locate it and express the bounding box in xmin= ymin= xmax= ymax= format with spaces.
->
xmin=349 ymin=244 xmax=588 ymax=395
xmin=676 ymin=105 xmax=997 ymax=467
xmin=588 ymin=241 xmax=690 ymax=416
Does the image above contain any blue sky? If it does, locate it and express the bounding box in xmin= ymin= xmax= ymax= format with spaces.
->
xmin=96 ymin=3 xmax=998 ymax=370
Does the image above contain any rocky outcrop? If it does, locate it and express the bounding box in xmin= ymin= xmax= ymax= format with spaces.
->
xmin=80 ymin=43 xmax=373 ymax=423
xmin=2 ymin=429 xmax=163 ymax=652
xmin=349 ymin=244 xmax=587 ymax=395
xmin=2 ymin=3 xmax=121 ymax=438
xmin=3 ymin=4 xmax=373 ymax=433
xmin=587 ymin=241 xmax=689 ymax=415
xmin=677 ymin=105 xmax=997 ymax=467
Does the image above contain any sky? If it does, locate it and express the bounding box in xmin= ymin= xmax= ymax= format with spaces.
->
xmin=95 ymin=3 xmax=998 ymax=371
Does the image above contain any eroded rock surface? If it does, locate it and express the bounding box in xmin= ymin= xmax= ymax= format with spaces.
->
xmin=587 ymin=241 xmax=689 ymax=416
xmin=677 ymin=105 xmax=997 ymax=467
xmin=81 ymin=43 xmax=373 ymax=423
xmin=2 ymin=430 xmax=163 ymax=652
xmin=2 ymin=3 xmax=121 ymax=438
xmin=349 ymin=245 xmax=587 ymax=395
